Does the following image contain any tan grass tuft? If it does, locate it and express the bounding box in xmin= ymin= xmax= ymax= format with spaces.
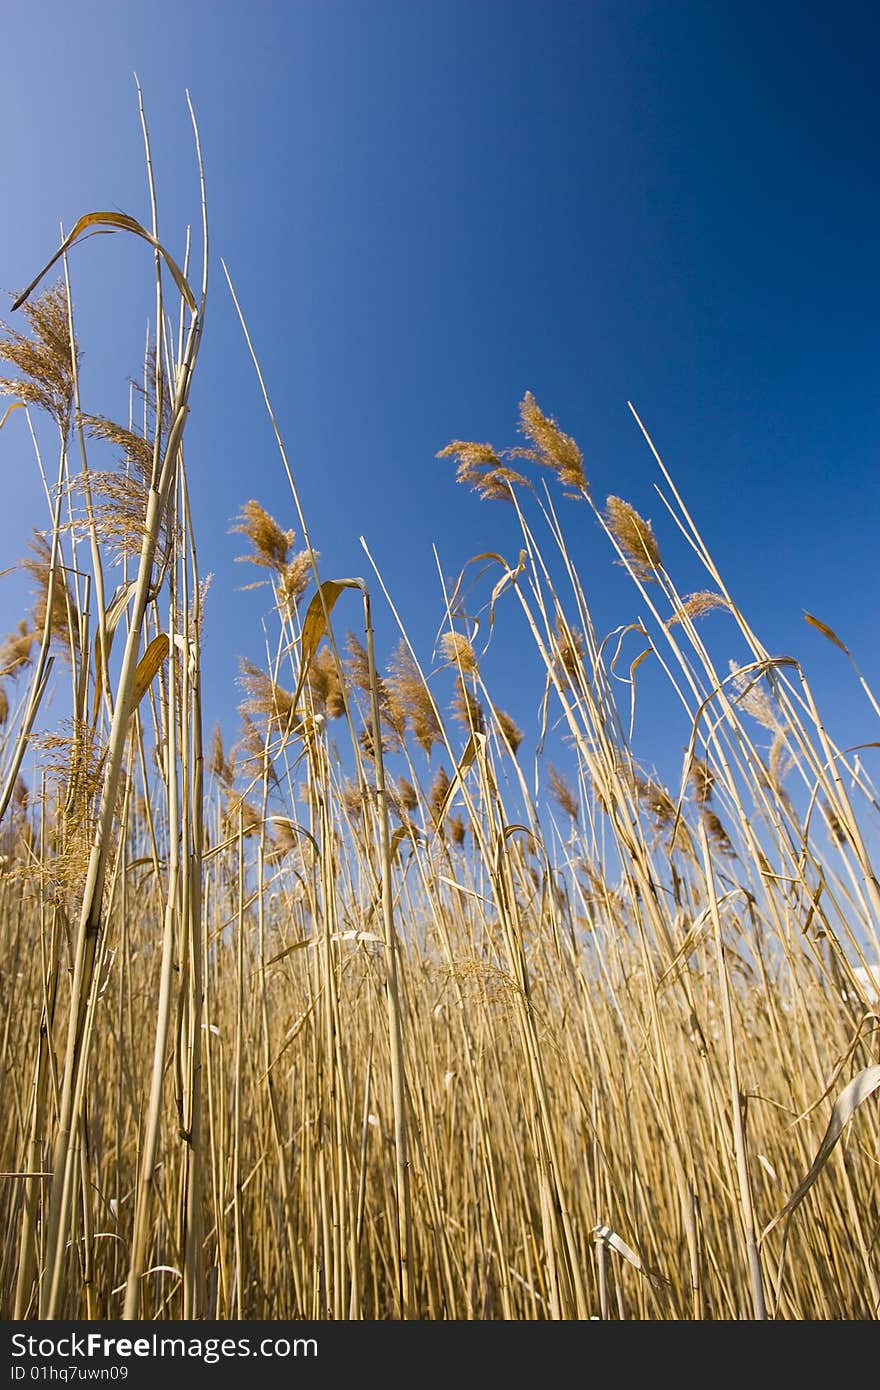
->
xmin=306 ymin=646 xmax=346 ymax=721
xmin=23 ymin=533 xmax=80 ymax=660
xmin=437 ymin=439 xmax=529 ymax=503
xmin=223 ymin=792 xmax=261 ymax=838
xmin=78 ymin=413 xmax=177 ymax=563
xmin=552 ymin=613 xmax=586 ymax=689
xmin=239 ymin=658 xmax=294 ymax=730
xmin=232 ymin=500 xmax=294 ymax=573
xmin=515 ymin=391 xmax=587 ymax=495
xmin=452 ymin=676 xmax=485 ymax=734
xmin=666 ymin=590 xmax=728 ymax=627
xmin=701 ymin=806 xmax=736 ymax=856
xmin=0 ymin=621 xmax=35 ymax=678
xmin=277 ymin=550 xmax=313 ymax=616
xmin=496 ymin=708 xmax=524 ymax=756
xmin=269 ymin=817 xmax=298 ymax=859
xmin=689 ymin=756 xmax=714 ymax=805
xmin=209 ymin=722 xmax=234 ymax=786
xmin=397 ymin=776 xmax=418 ymax=813
xmin=635 ymin=774 xmax=675 ymax=830
xmin=822 ymin=799 xmax=848 ymax=846
xmin=729 ymin=661 xmax=782 ymax=732
xmin=347 ymin=633 xmax=405 ymax=747
xmin=440 ymin=631 xmax=478 ymax=673
xmin=0 ymin=282 xmax=78 ymax=432
xmin=428 ymin=766 xmax=451 ymax=830
xmin=605 ymin=496 xmax=662 ymax=579
xmin=387 ymin=641 xmax=441 ymax=755
xmin=548 ymin=764 xmax=578 ymax=820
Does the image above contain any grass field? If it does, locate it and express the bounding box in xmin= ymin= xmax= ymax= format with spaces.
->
xmin=1 ymin=130 xmax=879 ymax=1320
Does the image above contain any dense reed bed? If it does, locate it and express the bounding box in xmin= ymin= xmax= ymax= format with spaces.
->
xmin=1 ymin=128 xmax=878 ymax=1320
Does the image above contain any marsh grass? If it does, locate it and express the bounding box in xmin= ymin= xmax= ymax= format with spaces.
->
xmin=0 ymin=117 xmax=878 ymax=1321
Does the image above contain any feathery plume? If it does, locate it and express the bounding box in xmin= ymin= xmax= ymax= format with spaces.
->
xmin=239 ymin=657 xmax=295 ymax=729
xmin=449 ymin=814 xmax=467 ymax=846
xmin=768 ymin=730 xmax=791 ymax=788
xmin=821 ymin=799 xmax=848 ymax=846
xmin=437 ymin=440 xmax=529 ymax=503
xmin=0 ymin=282 xmax=78 ymax=433
xmin=224 ymin=792 xmax=261 ymax=838
xmin=23 ymin=532 xmax=80 ymax=661
xmin=702 ymin=807 xmax=735 ymax=856
xmin=232 ymin=500 xmax=294 ymax=574
xmin=306 ymin=645 xmax=346 ymax=720
xmin=605 ymin=496 xmax=662 ymax=580
xmin=729 ymin=661 xmax=782 ymax=732
xmin=347 ymin=632 xmax=405 ymax=746
xmin=496 ymin=708 xmax=524 ymax=756
xmin=666 ymin=590 xmax=728 ymax=627
xmin=387 ymin=641 xmax=441 ymax=755
xmin=428 ymin=766 xmax=451 ymax=831
xmin=552 ymin=613 xmax=586 ymax=689
xmin=441 ymin=630 xmax=478 ymax=673
xmin=277 ymin=550 xmax=314 ymax=617
xmin=548 ymin=765 xmax=578 ymax=820
xmin=0 ymin=620 xmax=35 ymax=678
xmin=452 ymin=676 xmax=485 ymax=734
xmin=635 ymin=775 xmax=675 ymax=830
xmin=689 ymin=756 xmax=714 ymax=805
xmin=269 ymin=817 xmax=298 ymax=859
xmin=397 ymin=777 xmax=418 ymax=813
xmin=209 ymin=722 xmax=234 ymax=786
xmin=515 ymin=391 xmax=587 ymax=495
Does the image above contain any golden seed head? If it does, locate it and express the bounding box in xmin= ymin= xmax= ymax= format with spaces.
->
xmin=449 ymin=814 xmax=467 ymax=846
xmin=0 ymin=621 xmax=35 ymax=679
xmin=232 ymin=500 xmax=294 ymax=574
xmin=437 ymin=439 xmax=529 ymax=503
xmin=239 ymin=658 xmax=295 ymax=731
xmin=428 ymin=765 xmax=451 ymax=829
xmin=635 ymin=775 xmax=675 ymax=828
xmin=209 ymin=722 xmax=234 ymax=785
xmin=666 ymin=590 xmax=728 ymax=627
xmin=689 ymin=756 xmax=714 ymax=804
xmin=387 ymin=641 xmax=441 ymax=756
xmin=515 ymin=391 xmax=588 ymax=495
xmin=702 ymin=807 xmax=735 ymax=856
xmin=451 ymin=675 xmax=485 ymax=734
xmin=822 ymin=799 xmax=848 ymax=845
xmin=553 ymin=613 xmax=586 ymax=688
xmin=729 ymin=661 xmax=781 ymax=731
xmin=0 ymin=281 xmax=78 ymax=433
xmin=397 ymin=776 xmax=418 ymax=813
xmin=605 ymin=496 xmax=662 ymax=579
xmin=496 ymin=709 xmax=524 ymax=757
xmin=440 ymin=631 xmax=478 ymax=673
xmin=23 ymin=532 xmax=80 ymax=662
xmin=548 ymin=764 xmax=578 ymax=820
xmin=306 ymin=645 xmax=346 ymax=721
xmin=223 ymin=792 xmax=262 ymax=838
xmin=277 ymin=550 xmax=314 ymax=616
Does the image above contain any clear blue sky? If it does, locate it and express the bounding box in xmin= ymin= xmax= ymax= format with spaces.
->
xmin=2 ymin=0 xmax=878 ymax=787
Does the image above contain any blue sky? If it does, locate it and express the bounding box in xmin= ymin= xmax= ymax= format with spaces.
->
xmin=2 ymin=0 xmax=878 ymax=791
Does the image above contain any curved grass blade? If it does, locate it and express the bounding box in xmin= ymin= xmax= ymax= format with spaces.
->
xmin=13 ymin=212 xmax=196 ymax=314
xmin=762 ymin=1064 xmax=880 ymax=1240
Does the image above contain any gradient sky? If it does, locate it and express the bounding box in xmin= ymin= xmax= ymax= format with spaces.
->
xmin=2 ymin=0 xmax=878 ymax=792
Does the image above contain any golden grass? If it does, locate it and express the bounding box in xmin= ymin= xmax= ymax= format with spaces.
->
xmin=0 ymin=128 xmax=878 ymax=1323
